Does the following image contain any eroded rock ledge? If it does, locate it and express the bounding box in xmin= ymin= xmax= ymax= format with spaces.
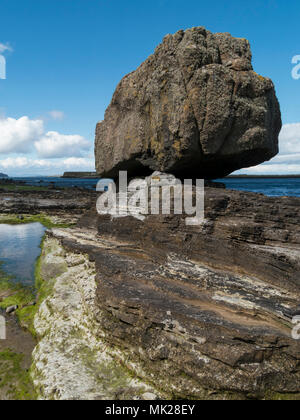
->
xmin=32 ymin=236 xmax=159 ymax=400
xmin=40 ymin=185 xmax=300 ymax=400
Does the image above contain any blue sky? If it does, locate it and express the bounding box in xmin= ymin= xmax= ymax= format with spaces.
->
xmin=0 ymin=0 xmax=300 ymax=176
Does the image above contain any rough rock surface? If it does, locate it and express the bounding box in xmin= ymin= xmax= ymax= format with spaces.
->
xmin=48 ymin=183 xmax=300 ymax=400
xmin=0 ymin=187 xmax=97 ymax=224
xmin=32 ymin=236 xmax=160 ymax=400
xmin=95 ymin=27 xmax=281 ymax=179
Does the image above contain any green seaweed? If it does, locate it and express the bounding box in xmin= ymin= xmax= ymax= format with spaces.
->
xmin=0 ymin=349 xmax=37 ymax=400
xmin=0 ymin=264 xmax=36 ymax=332
xmin=0 ymin=213 xmax=73 ymax=229
xmin=0 ymin=183 xmax=56 ymax=192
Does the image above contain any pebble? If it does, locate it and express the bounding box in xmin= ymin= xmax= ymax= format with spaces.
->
xmin=142 ymin=392 xmax=157 ymax=400
xmin=6 ymin=305 xmax=18 ymax=314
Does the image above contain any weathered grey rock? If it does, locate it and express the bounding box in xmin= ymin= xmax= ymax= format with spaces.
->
xmin=6 ymin=305 xmax=18 ymax=314
xmin=71 ymin=185 xmax=300 ymax=399
xmin=95 ymin=27 xmax=282 ymax=179
xmin=32 ymin=236 xmax=161 ymax=400
xmin=0 ymin=185 xmax=97 ymax=223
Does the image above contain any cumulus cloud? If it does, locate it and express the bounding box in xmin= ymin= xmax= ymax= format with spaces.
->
xmin=236 ymin=123 xmax=300 ymax=175
xmin=278 ymin=123 xmax=300 ymax=155
xmin=238 ymin=163 xmax=300 ymax=175
xmin=0 ymin=116 xmax=44 ymax=154
xmin=0 ymin=156 xmax=95 ymax=176
xmin=0 ymin=115 xmax=91 ymax=159
xmin=35 ymin=131 xmax=91 ymax=158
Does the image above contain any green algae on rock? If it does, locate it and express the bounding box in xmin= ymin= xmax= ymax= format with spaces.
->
xmin=0 ymin=269 xmax=36 ymax=400
xmin=31 ymin=235 xmax=160 ymax=400
xmin=0 ymin=213 xmax=73 ymax=229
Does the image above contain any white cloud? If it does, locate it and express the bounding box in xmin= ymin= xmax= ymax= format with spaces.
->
xmin=0 ymin=157 xmax=52 ymax=169
xmin=35 ymin=131 xmax=91 ymax=158
xmin=278 ymin=123 xmax=300 ymax=155
xmin=0 ymin=156 xmax=95 ymax=176
xmin=0 ymin=112 xmax=95 ymax=175
xmin=0 ymin=117 xmax=44 ymax=154
xmin=235 ymin=123 xmax=300 ymax=175
xmin=0 ymin=115 xmax=91 ymax=159
xmin=48 ymin=110 xmax=65 ymax=120
xmin=0 ymin=43 xmax=12 ymax=54
xmin=239 ymin=163 xmax=300 ymax=175
xmin=62 ymin=157 xmax=94 ymax=166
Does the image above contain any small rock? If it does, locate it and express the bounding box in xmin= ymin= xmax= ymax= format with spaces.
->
xmin=142 ymin=392 xmax=158 ymax=400
xmin=290 ymin=306 xmax=300 ymax=318
xmin=6 ymin=305 xmax=18 ymax=314
xmin=23 ymin=301 xmax=36 ymax=309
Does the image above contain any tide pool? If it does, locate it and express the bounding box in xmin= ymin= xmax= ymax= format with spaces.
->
xmin=0 ymin=223 xmax=46 ymax=286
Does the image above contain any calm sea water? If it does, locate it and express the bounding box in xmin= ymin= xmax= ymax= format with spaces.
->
xmin=11 ymin=176 xmax=300 ymax=197
xmin=217 ymin=178 xmax=300 ymax=197
xmin=1 ymin=176 xmax=299 ymax=287
xmin=12 ymin=176 xmax=101 ymax=190
xmin=0 ymin=223 xmax=46 ymax=286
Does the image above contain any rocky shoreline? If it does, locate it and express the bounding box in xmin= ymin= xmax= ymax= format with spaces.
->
xmin=1 ymin=26 xmax=299 ymax=400
xmin=52 ymin=184 xmax=300 ymax=399
xmin=0 ymin=180 xmax=97 ymax=222
xmin=31 ymin=235 xmax=159 ymax=400
xmin=0 ymin=182 xmax=97 ymax=399
xmin=0 ymin=179 xmax=300 ymax=399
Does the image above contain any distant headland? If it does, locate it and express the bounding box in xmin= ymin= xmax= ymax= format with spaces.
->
xmin=0 ymin=173 xmax=8 ymax=179
xmin=62 ymin=172 xmax=99 ymax=179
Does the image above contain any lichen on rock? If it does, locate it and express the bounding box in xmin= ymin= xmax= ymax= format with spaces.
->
xmin=95 ymin=26 xmax=282 ymax=179
xmin=31 ymin=235 xmax=160 ymax=400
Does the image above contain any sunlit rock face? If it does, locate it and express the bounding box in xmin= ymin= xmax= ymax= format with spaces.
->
xmin=71 ymin=186 xmax=300 ymax=399
xmin=95 ymin=27 xmax=281 ymax=180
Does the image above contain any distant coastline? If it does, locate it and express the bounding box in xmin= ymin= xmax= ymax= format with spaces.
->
xmin=61 ymin=171 xmax=99 ymax=179
xmin=226 ymin=175 xmax=300 ymax=179
xmin=3 ymin=173 xmax=300 ymax=180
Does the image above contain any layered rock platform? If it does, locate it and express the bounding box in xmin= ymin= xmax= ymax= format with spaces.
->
xmin=45 ymin=184 xmax=300 ymax=400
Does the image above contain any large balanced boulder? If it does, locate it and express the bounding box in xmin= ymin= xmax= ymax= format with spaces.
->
xmin=95 ymin=27 xmax=281 ymax=179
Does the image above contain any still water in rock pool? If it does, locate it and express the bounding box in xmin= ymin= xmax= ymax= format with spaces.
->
xmin=0 ymin=223 xmax=46 ymax=286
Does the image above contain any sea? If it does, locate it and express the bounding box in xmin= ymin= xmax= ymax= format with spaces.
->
xmin=9 ymin=176 xmax=300 ymax=197
xmin=1 ymin=176 xmax=300 ymax=285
